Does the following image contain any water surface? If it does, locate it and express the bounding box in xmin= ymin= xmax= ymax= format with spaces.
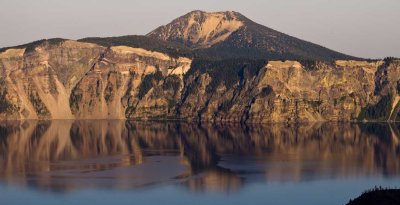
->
xmin=0 ymin=121 xmax=399 ymax=205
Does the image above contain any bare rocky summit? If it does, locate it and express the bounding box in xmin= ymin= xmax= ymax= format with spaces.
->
xmin=148 ymin=11 xmax=244 ymax=49
xmin=147 ymin=10 xmax=356 ymax=60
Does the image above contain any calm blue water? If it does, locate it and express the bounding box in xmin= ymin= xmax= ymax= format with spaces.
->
xmin=0 ymin=121 xmax=399 ymax=205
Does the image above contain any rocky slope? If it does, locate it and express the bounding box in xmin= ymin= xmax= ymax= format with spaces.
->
xmin=147 ymin=10 xmax=356 ymax=60
xmin=0 ymin=39 xmax=191 ymax=120
xmin=1 ymin=40 xmax=399 ymax=122
xmin=148 ymin=11 xmax=244 ymax=49
xmin=179 ymin=58 xmax=400 ymax=123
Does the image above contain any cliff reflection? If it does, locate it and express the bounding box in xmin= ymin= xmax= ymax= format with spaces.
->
xmin=0 ymin=121 xmax=399 ymax=193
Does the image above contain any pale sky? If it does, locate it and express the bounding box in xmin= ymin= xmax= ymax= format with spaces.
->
xmin=0 ymin=0 xmax=399 ymax=58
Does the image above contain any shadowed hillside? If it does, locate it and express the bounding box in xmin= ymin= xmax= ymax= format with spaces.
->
xmin=347 ymin=188 xmax=400 ymax=205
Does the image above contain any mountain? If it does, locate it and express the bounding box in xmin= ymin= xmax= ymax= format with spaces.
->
xmin=148 ymin=11 xmax=245 ymax=49
xmin=0 ymin=10 xmax=399 ymax=122
xmin=147 ymin=10 xmax=357 ymax=60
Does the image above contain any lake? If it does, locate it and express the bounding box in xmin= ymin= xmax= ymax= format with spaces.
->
xmin=0 ymin=121 xmax=399 ymax=205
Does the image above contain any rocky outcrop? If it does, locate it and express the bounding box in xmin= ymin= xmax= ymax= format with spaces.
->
xmin=69 ymin=45 xmax=191 ymax=120
xmin=147 ymin=11 xmax=244 ymax=48
xmin=0 ymin=40 xmax=103 ymax=120
xmin=179 ymin=58 xmax=400 ymax=123
xmin=0 ymin=40 xmax=191 ymax=120
xmin=0 ymin=41 xmax=399 ymax=122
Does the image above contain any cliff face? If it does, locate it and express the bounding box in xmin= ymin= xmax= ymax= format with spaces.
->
xmin=147 ymin=11 xmax=244 ymax=49
xmin=69 ymin=45 xmax=191 ymax=120
xmin=0 ymin=40 xmax=191 ymax=120
xmin=1 ymin=40 xmax=399 ymax=122
xmin=179 ymin=58 xmax=400 ymax=123
xmin=0 ymin=40 xmax=103 ymax=120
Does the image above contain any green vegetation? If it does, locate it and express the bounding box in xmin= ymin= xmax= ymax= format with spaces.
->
xmin=125 ymin=106 xmax=135 ymax=117
xmin=79 ymin=35 xmax=192 ymax=58
xmin=77 ymin=31 xmax=361 ymax=61
xmin=104 ymin=89 xmax=112 ymax=103
xmin=333 ymin=95 xmax=348 ymax=106
xmin=69 ymin=88 xmax=83 ymax=112
xmin=104 ymin=80 xmax=114 ymax=103
xmin=104 ymin=72 xmax=122 ymax=103
xmin=308 ymin=100 xmax=323 ymax=112
xmin=0 ymin=92 xmax=11 ymax=113
xmin=358 ymin=95 xmax=392 ymax=121
xmin=162 ymin=74 xmax=181 ymax=96
xmin=259 ymin=86 xmax=273 ymax=98
xmin=0 ymin=38 xmax=66 ymax=54
xmin=298 ymin=60 xmax=335 ymax=71
xmin=374 ymin=57 xmax=400 ymax=96
xmin=167 ymin=99 xmax=176 ymax=109
xmin=299 ymin=60 xmax=318 ymax=71
xmin=383 ymin=57 xmax=400 ymax=63
xmin=0 ymin=79 xmax=13 ymax=113
xmin=185 ymin=59 xmax=267 ymax=92
xmin=0 ymin=11 xmax=365 ymax=61
xmin=48 ymin=74 xmax=59 ymax=95
xmin=196 ymin=17 xmax=360 ymax=61
xmin=28 ymin=90 xmax=50 ymax=117
xmin=218 ymin=101 xmax=234 ymax=112
xmin=137 ymin=71 xmax=163 ymax=99
xmin=347 ymin=187 xmax=400 ymax=205
xmin=94 ymin=80 xmax=102 ymax=98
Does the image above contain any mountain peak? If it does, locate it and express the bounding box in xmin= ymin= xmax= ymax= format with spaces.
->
xmin=185 ymin=10 xmax=243 ymax=16
xmin=147 ymin=10 xmax=245 ymax=48
xmin=148 ymin=10 xmax=356 ymax=60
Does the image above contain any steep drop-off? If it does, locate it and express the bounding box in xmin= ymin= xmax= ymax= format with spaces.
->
xmin=0 ymin=39 xmax=399 ymax=122
xmin=0 ymin=40 xmax=191 ymax=120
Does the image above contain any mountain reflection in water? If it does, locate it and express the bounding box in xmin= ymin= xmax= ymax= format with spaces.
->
xmin=0 ymin=121 xmax=399 ymax=193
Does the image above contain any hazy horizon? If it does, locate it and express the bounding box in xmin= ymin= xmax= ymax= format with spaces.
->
xmin=1 ymin=0 xmax=399 ymax=58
